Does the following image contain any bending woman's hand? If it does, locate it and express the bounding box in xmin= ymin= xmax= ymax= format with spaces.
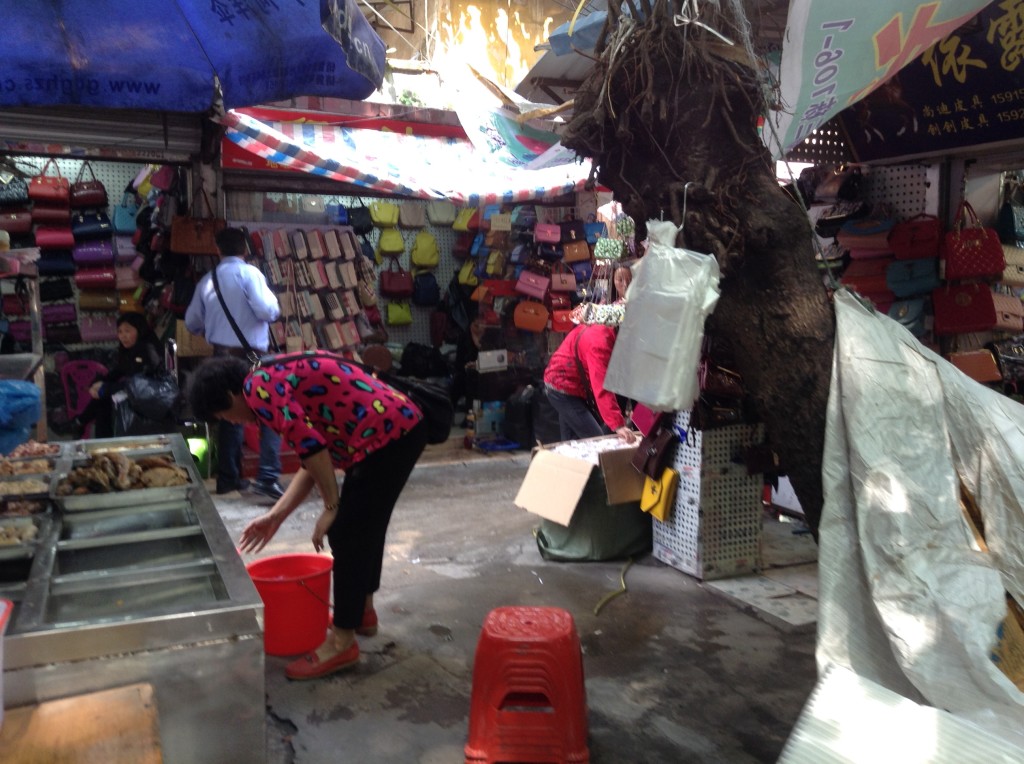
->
xmin=239 ymin=511 xmax=285 ymax=554
xmin=616 ymin=426 xmax=638 ymax=445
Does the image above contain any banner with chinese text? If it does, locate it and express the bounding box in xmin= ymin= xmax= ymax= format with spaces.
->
xmin=768 ymin=0 xmax=993 ymax=158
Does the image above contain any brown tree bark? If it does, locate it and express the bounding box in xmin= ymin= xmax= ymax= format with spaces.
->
xmin=562 ymin=7 xmax=835 ymax=534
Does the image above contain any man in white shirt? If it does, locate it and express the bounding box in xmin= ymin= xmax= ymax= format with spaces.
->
xmin=185 ymin=227 xmax=284 ymax=499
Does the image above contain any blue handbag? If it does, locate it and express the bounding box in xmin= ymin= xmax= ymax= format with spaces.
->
xmin=113 ymin=192 xmax=139 ymax=234
xmin=570 ymin=259 xmax=593 ymax=283
xmin=37 ymin=251 xmax=77 ymax=276
xmin=888 ymin=297 xmax=929 ymax=338
xmin=71 ymin=210 xmax=113 ymax=240
xmin=886 ymin=258 xmax=939 ymax=298
xmin=584 ymin=221 xmax=607 ymax=244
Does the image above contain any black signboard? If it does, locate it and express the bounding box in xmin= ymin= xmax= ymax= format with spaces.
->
xmin=840 ymin=0 xmax=1024 ymax=162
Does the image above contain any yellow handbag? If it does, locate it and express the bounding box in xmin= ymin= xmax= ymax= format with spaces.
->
xmin=453 ymin=206 xmax=478 ymax=233
xmin=458 ymin=259 xmax=479 ymax=287
xmin=640 ymin=467 xmax=679 ymax=522
xmin=370 ymin=200 xmax=400 ymax=227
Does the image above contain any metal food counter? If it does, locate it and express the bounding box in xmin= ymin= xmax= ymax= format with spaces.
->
xmin=0 ymin=434 xmax=265 ymax=764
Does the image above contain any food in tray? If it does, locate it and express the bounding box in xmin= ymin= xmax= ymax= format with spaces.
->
xmin=8 ymin=440 xmax=60 ymax=458
xmin=0 ymin=499 xmax=46 ymax=516
xmin=56 ymin=453 xmax=189 ymax=495
xmin=0 ymin=478 xmax=49 ymax=496
xmin=0 ymin=520 xmax=38 ymax=545
xmin=0 ymin=457 xmax=52 ymax=475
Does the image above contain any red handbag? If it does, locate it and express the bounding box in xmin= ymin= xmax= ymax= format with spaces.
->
xmin=0 ymin=208 xmax=32 ymax=234
xmin=1 ymin=294 xmax=26 ymax=315
xmin=34 ymin=225 xmax=75 ymax=249
xmin=70 ymin=162 xmax=108 ymax=209
xmin=379 ymin=259 xmax=414 ymax=298
xmin=551 ymin=309 xmax=574 ymax=332
xmin=932 ymin=284 xmax=996 ymax=335
xmin=889 ymin=214 xmax=942 ymax=260
xmin=28 ymin=159 xmax=70 ymax=205
xmin=513 ymin=300 xmax=549 ymax=332
xmin=74 ymin=267 xmax=117 ymax=290
xmin=942 ymin=201 xmax=1005 ymax=281
xmin=31 ymin=205 xmax=71 ymax=224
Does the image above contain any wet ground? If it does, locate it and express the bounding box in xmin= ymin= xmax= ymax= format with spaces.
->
xmin=211 ymin=443 xmax=818 ymax=764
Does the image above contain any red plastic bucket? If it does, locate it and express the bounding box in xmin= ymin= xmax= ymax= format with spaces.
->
xmin=246 ymin=554 xmax=332 ymax=657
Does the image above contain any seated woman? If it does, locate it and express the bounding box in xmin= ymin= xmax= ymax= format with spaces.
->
xmin=63 ymin=313 xmax=164 ymax=438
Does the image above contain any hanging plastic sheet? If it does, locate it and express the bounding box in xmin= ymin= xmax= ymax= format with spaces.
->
xmin=603 ymin=220 xmax=721 ymax=411
xmin=819 ymin=289 xmax=1024 ymax=749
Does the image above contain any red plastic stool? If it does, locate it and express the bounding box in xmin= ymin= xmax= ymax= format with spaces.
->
xmin=464 ymin=606 xmax=589 ymax=764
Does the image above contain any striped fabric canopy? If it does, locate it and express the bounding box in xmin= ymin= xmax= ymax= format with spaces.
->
xmin=219 ymin=109 xmax=592 ymax=206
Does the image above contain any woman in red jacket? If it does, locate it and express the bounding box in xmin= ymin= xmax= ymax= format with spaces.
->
xmin=542 ymin=321 xmax=637 ymax=443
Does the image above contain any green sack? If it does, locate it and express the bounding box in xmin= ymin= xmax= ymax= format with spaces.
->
xmin=536 ymin=477 xmax=652 ymax=562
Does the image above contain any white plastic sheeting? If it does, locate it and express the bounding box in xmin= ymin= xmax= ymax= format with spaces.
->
xmin=819 ymin=290 xmax=1024 ymax=747
xmin=603 ymin=220 xmax=721 ymax=411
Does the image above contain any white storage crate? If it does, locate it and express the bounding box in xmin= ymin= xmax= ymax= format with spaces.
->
xmin=652 ymin=411 xmax=765 ymax=580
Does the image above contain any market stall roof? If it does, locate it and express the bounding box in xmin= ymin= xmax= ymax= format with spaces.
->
xmin=515 ymin=0 xmax=997 ymax=160
xmin=218 ymin=105 xmax=593 ymax=205
xmin=0 ymin=0 xmax=386 ymax=112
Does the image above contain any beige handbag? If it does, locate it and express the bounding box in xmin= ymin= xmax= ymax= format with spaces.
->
xmin=426 ymin=200 xmax=456 ymax=226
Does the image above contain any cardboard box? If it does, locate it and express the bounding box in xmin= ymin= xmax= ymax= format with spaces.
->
xmin=175 ymin=320 xmax=214 ymax=357
xmin=514 ymin=435 xmax=643 ymax=526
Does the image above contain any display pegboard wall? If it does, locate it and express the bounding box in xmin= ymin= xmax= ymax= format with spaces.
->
xmin=15 ymin=157 xmax=149 ymax=358
xmin=652 ymin=411 xmax=765 ymax=581
xmin=863 ymin=164 xmax=932 ymax=220
xmin=227 ymin=191 xmax=457 ymax=351
xmin=15 ymin=156 xmax=145 ymax=203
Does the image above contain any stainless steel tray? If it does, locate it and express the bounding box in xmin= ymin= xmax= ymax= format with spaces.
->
xmin=76 ymin=436 xmax=174 ymax=458
xmin=0 ymin=515 xmax=44 ymax=562
xmin=0 ymin=457 xmax=57 ymax=476
xmin=55 ymin=483 xmax=192 ymax=512
xmin=59 ymin=501 xmax=198 ymax=541
xmin=0 ymin=474 xmax=53 ymax=503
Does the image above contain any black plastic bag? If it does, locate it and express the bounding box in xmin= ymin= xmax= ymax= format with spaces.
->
xmin=124 ymin=372 xmax=179 ymax=421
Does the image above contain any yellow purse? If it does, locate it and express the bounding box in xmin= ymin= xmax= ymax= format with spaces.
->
xmin=640 ymin=467 xmax=679 ymax=522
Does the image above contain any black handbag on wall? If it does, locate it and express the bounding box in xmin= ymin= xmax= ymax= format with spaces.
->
xmin=39 ymin=279 xmax=74 ymax=303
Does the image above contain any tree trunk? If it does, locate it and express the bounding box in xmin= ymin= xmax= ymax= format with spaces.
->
xmin=561 ymin=7 xmax=834 ymax=534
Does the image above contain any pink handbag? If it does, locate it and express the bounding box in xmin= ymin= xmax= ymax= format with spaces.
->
xmin=115 ymin=265 xmax=141 ymax=290
xmin=550 ymin=263 xmax=577 ymax=292
xmin=80 ymin=315 xmax=119 ymax=342
xmin=534 ymin=223 xmax=561 ymax=243
xmin=515 ymin=269 xmax=550 ymax=299
xmin=75 ymin=268 xmax=117 ymax=290
xmin=992 ymin=292 xmax=1024 ymax=333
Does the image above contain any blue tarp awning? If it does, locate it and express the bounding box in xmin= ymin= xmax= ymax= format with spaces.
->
xmin=0 ymin=0 xmax=386 ymax=112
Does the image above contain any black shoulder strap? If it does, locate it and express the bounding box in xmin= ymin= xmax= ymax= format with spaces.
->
xmin=211 ymin=265 xmax=256 ymax=360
